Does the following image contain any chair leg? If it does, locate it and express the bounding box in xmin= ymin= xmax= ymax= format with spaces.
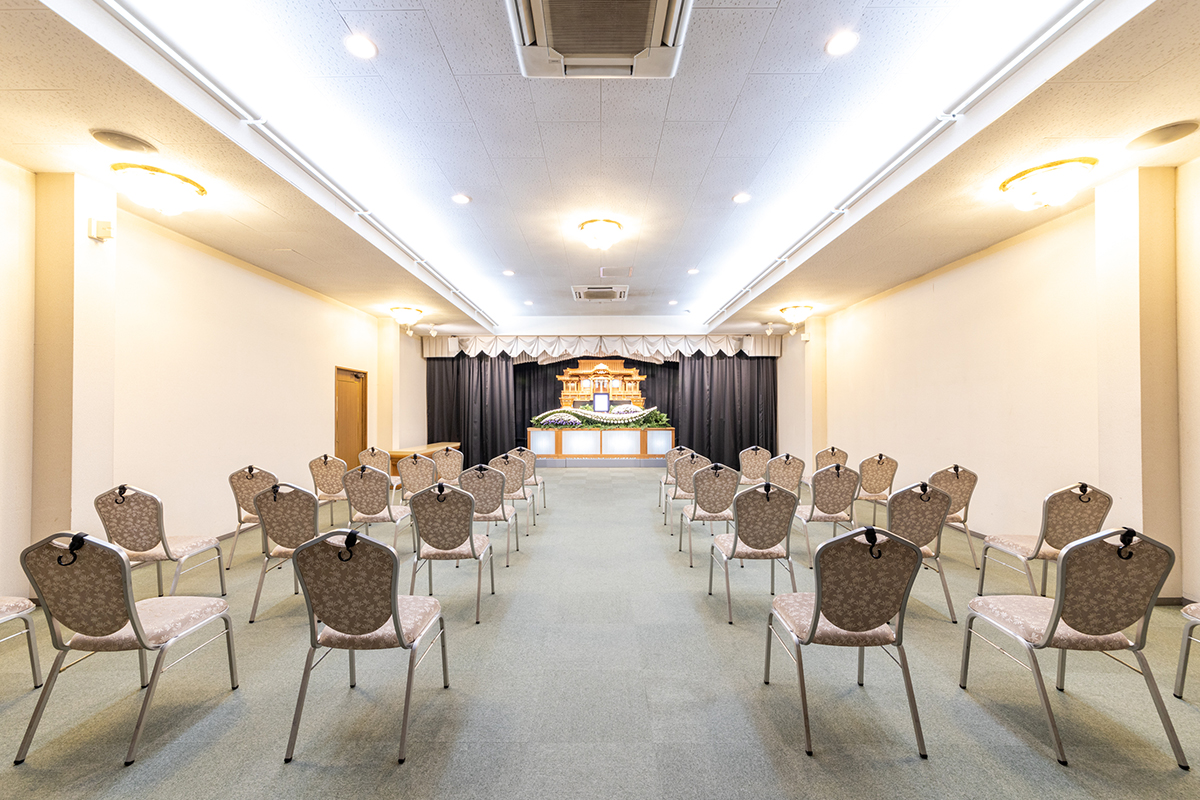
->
xmin=20 ymin=615 xmax=42 ymax=688
xmin=489 ymin=550 xmax=495 ymax=595
xmin=688 ymin=519 xmax=695 ymax=568
xmin=139 ymin=649 xmax=149 ymax=688
xmin=329 ymin=501 xmax=335 ymax=528
xmin=225 ymin=524 xmax=246 ymax=570
xmin=428 ymin=558 xmax=434 ymax=596
xmin=723 ymin=557 xmax=733 ymax=625
xmin=786 ymin=558 xmax=797 ymax=593
xmin=770 ymin=557 xmax=776 ymax=595
xmin=397 ymin=645 xmax=419 ymax=764
xmin=222 ymin=612 xmax=238 ymax=689
xmin=409 ymin=557 xmax=420 ymax=596
xmin=959 ymin=613 xmax=976 ymax=689
xmin=14 ymin=648 xmax=68 ymax=764
xmin=802 ymin=521 xmax=813 ymax=570
xmin=934 ymin=557 xmax=957 ymax=623
xmin=1175 ymin=619 xmax=1199 ymax=699
xmin=156 ymin=562 xmax=164 ymax=597
xmin=349 ymin=649 xmax=356 ymax=688
xmin=962 ymin=522 xmax=979 ymax=569
xmin=708 ymin=547 xmax=715 ymax=595
xmin=896 ymin=644 xmax=927 ymax=758
xmin=475 ymin=558 xmax=483 ymax=624
xmin=857 ymin=646 xmax=865 ymax=686
xmin=976 ymin=545 xmax=990 ymax=596
xmin=796 ymin=642 xmax=813 ymax=756
xmin=1132 ymin=649 xmax=1190 ymax=770
xmin=1040 ymin=560 xmax=1049 ymax=597
xmin=284 ymin=646 xmax=318 ymax=763
xmin=249 ymin=557 xmax=271 ymax=623
xmin=1023 ymin=643 xmax=1068 ymax=765
xmin=216 ymin=546 xmax=228 ymax=597
xmin=168 ymin=560 xmax=185 ymax=597
xmin=764 ymin=612 xmax=773 ymax=685
xmin=126 ymin=647 xmax=169 ymax=765
xmin=439 ymin=617 xmax=450 ymax=688
xmin=293 ymin=563 xmax=299 ymax=595
xmin=1022 ymin=560 xmax=1037 ymax=596
xmin=506 ymin=518 xmax=512 ymax=567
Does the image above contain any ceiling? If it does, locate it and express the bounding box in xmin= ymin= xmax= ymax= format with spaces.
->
xmin=2 ymin=0 xmax=1198 ymax=334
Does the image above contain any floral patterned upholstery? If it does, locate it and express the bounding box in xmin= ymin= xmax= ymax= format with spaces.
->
xmin=24 ymin=535 xmax=131 ymax=638
xmin=858 ymin=454 xmax=898 ymax=496
xmin=342 ymin=466 xmax=395 ymax=517
xmin=94 ymin=486 xmax=164 ymax=552
xmin=0 ymin=596 xmax=34 ymax=618
xmin=764 ymin=455 xmax=805 ymax=495
xmin=124 ymin=537 xmax=219 ymax=563
xmin=352 ymin=506 xmax=411 ymax=525
xmin=928 ymin=465 xmax=978 ymax=518
xmin=69 ymin=596 xmax=229 ymax=652
xmin=733 ymin=484 xmax=798 ymax=551
xmin=772 ymin=593 xmax=896 ymax=647
xmin=510 ymin=447 xmax=542 ymax=486
xmin=295 ymin=536 xmax=396 ymax=638
xmin=796 ymin=509 xmax=851 ymax=523
xmin=230 ymin=466 xmax=278 ymax=518
xmin=1058 ymin=535 xmax=1170 ymax=637
xmin=661 ymin=447 xmax=692 ymax=486
xmin=675 ymin=453 xmax=712 ymax=494
xmin=309 ymin=455 xmax=348 ymax=500
xmin=807 ymin=464 xmax=859 ymax=516
xmin=738 ymin=447 xmax=772 ymax=484
xmin=714 ymin=533 xmax=786 ymax=560
xmin=410 ymin=485 xmax=475 ymax=552
xmin=1185 ymin=603 xmax=1200 ymax=622
xmin=460 ymin=465 xmax=505 ymax=516
xmin=254 ymin=484 xmax=320 ymax=551
xmin=816 ymin=534 xmax=919 ymax=635
xmin=814 ymin=446 xmax=848 ymax=471
xmin=489 ymin=454 xmax=529 ymax=500
xmin=968 ymin=595 xmax=1131 ymax=651
xmin=1041 ymin=484 xmax=1112 ymax=551
xmin=691 ymin=464 xmax=740 ymax=516
xmin=358 ymin=447 xmax=391 ymax=472
xmin=431 ymin=447 xmax=464 ymax=482
xmin=984 ymin=533 xmax=1059 ymax=561
xmin=420 ymin=533 xmax=491 ymax=561
xmin=887 ymin=484 xmax=951 ymax=550
xmin=397 ymin=453 xmax=436 ymax=498
xmin=318 ymin=596 xmax=441 ymax=649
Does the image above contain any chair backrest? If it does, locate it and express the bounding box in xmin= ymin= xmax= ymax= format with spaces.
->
xmin=458 ymin=464 xmax=505 ymax=516
xmin=859 ymin=453 xmax=898 ymax=495
xmin=489 ymin=453 xmax=528 ymax=497
xmin=230 ymin=465 xmax=278 ymax=516
xmin=738 ymin=446 xmax=772 ymax=481
xmin=675 ymin=452 xmax=712 ymax=493
xmin=309 ymin=454 xmax=348 ymax=495
xmin=814 ymin=446 xmax=849 ymax=470
xmin=809 ymin=464 xmax=859 ymax=515
xmin=510 ymin=447 xmax=537 ymax=481
xmin=22 ymin=533 xmax=140 ymax=650
xmin=811 ymin=527 xmax=921 ymax=645
xmin=293 ymin=531 xmax=400 ymax=648
xmin=886 ymin=482 xmax=951 ymax=549
xmin=927 ymin=464 xmax=978 ymax=517
xmin=358 ymin=446 xmax=391 ymax=473
xmin=410 ymin=483 xmax=476 ymax=555
xmin=664 ymin=446 xmax=692 ymax=478
xmin=765 ymin=454 xmax=805 ymax=495
xmin=94 ymin=484 xmax=164 ymax=553
xmin=431 ymin=446 xmax=464 ymax=481
xmin=692 ymin=463 xmax=740 ymax=514
xmin=254 ymin=483 xmax=320 ymax=551
xmin=342 ymin=465 xmax=392 ymax=517
xmin=1051 ymin=528 xmax=1174 ymax=651
xmin=732 ymin=483 xmax=798 ymax=551
xmin=396 ymin=453 xmax=436 ymax=495
xmin=1040 ymin=482 xmax=1113 ymax=552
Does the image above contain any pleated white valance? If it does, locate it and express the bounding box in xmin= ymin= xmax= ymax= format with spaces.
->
xmin=421 ymin=335 xmax=782 ymax=361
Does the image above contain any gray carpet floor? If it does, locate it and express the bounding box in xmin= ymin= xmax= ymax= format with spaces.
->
xmin=0 ymin=467 xmax=1197 ymax=798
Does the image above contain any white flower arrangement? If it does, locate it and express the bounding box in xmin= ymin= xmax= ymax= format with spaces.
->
xmin=532 ymin=405 xmax=661 ymax=427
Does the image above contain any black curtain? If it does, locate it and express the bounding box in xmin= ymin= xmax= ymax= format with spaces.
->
xmin=426 ymin=353 xmax=516 ymax=466
xmin=677 ymin=351 xmax=777 ymax=467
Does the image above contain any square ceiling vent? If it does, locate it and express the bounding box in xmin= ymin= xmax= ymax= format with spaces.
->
xmin=572 ymin=285 xmax=629 ymax=302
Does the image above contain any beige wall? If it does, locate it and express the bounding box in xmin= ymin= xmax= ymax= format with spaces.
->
xmin=394 ymin=330 xmax=428 ymax=447
xmin=776 ymin=335 xmax=806 ymax=457
xmin=1179 ymin=158 xmax=1200 ymax=601
xmin=0 ymin=159 xmax=36 ymax=595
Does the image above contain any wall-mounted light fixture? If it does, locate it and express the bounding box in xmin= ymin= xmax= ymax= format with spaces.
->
xmin=999 ymin=157 xmax=1097 ymax=211
xmin=111 ymin=163 xmax=206 ymax=215
xmin=780 ymin=305 xmax=813 ymax=336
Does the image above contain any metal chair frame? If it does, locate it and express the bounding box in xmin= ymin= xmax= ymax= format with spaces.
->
xmin=929 ymin=464 xmax=980 ymax=569
xmin=794 ymin=463 xmax=860 ymax=568
xmin=309 ymin=453 xmax=348 ymax=527
xmin=1173 ymin=604 xmax=1200 ymax=700
xmin=343 ymin=465 xmax=414 ymax=551
xmin=226 ymin=465 xmax=278 ymax=570
xmin=887 ymin=482 xmax=956 ymax=623
xmin=0 ymin=605 xmax=42 ymax=689
xmin=248 ymin=482 xmax=320 ymax=623
xmin=680 ymin=462 xmax=739 ymax=567
xmin=409 ymin=483 xmax=495 ymax=624
xmin=709 ymin=483 xmax=799 ymax=624
xmin=854 ymin=453 xmax=898 ymax=526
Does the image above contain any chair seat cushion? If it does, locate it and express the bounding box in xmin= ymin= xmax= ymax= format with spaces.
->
xmin=0 ymin=596 xmax=34 ymax=618
xmin=668 ymin=490 xmax=694 ymax=501
xmin=795 ymin=509 xmax=851 ymax=523
xmin=772 ymin=593 xmax=895 ymax=647
xmin=983 ymin=533 xmax=1059 ymax=561
xmin=352 ymin=506 xmax=412 ymax=524
xmin=1184 ymin=602 xmax=1200 ymax=621
xmin=714 ymin=533 xmax=784 ymax=560
xmin=239 ymin=511 xmax=259 ymax=524
xmin=475 ymin=505 xmax=516 ymax=523
xmin=946 ymin=512 xmax=965 ymax=524
xmin=317 ymin=596 xmax=441 ymax=649
xmin=739 ymin=475 xmax=764 ymax=485
xmin=420 ymin=534 xmax=491 ymax=560
xmin=69 ymin=596 xmax=229 ymax=652
xmin=318 ymin=491 xmax=346 ymax=502
xmin=858 ymin=492 xmax=888 ymax=502
xmin=125 ymin=537 xmax=219 ymax=563
xmin=682 ymin=505 xmax=733 ymax=523
xmin=968 ymin=595 xmax=1132 ymax=651
xmin=504 ymin=491 xmax=530 ymax=501
xmin=269 ymin=544 xmax=296 ymax=559
xmin=660 ymin=475 xmax=676 ymax=486
xmin=525 ymin=476 xmax=544 ymax=486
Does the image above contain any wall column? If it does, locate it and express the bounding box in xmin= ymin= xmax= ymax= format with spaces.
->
xmin=803 ymin=317 xmax=828 ymax=461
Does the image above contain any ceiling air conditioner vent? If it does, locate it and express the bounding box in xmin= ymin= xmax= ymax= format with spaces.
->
xmin=507 ymin=0 xmax=694 ymax=79
xmin=572 ymin=285 xmax=629 ymax=302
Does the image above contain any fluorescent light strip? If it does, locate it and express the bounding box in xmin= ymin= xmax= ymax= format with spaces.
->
xmin=704 ymin=0 xmax=1105 ymax=327
xmin=95 ymin=0 xmax=497 ymax=331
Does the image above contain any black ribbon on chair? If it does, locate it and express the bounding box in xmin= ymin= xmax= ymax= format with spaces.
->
xmin=763 ymin=481 xmax=772 ymax=500
xmin=751 ymin=445 xmax=760 ymax=452
xmin=271 ymin=484 xmax=280 ymax=501
xmin=517 ymin=447 xmax=527 ymax=453
xmin=115 ymin=484 xmax=127 ymax=505
xmin=710 ymin=463 xmax=722 ymax=473
xmin=783 ymin=454 xmax=792 ymax=463
xmin=1117 ymin=527 xmax=1137 ymax=560
xmin=833 ymin=464 xmax=842 ymax=477
xmin=246 ymin=465 xmax=256 ymax=478
xmin=863 ymin=527 xmax=882 ymax=559
xmin=436 ymin=482 xmax=447 ymax=503
xmin=952 ymin=464 xmax=960 ymax=477
xmin=475 ymin=464 xmax=487 ymax=474
xmin=445 ymin=446 xmax=452 ymax=453
xmin=359 ymin=465 xmax=368 ymax=476
xmin=829 ymin=446 xmax=836 ymax=456
xmin=338 ymin=530 xmax=359 ymax=562
xmin=369 ymin=447 xmax=377 ymax=455
xmin=919 ymin=482 xmax=930 ymax=502
xmin=877 ymin=453 xmax=885 ymax=464
xmin=322 ymin=454 xmax=329 ymax=464
xmin=1078 ymin=483 xmax=1091 ymax=503
xmin=58 ymin=533 xmax=87 ymax=566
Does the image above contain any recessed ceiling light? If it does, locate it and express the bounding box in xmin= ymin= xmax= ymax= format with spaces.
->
xmin=687 ymin=268 xmax=699 ymax=275
xmin=999 ymin=157 xmax=1097 ymax=211
xmin=344 ymin=34 xmax=378 ymax=59
xmin=825 ymin=30 xmax=859 ymax=56
xmin=668 ymin=300 xmax=678 ymax=305
xmin=451 ymin=193 xmax=471 ymax=204
xmin=110 ymin=163 xmax=206 ymax=215
xmin=1127 ymin=121 xmax=1199 ymax=151
xmin=524 ymin=300 xmax=533 ymax=305
xmin=732 ymin=192 xmax=752 ymax=204
xmin=502 ymin=270 xmax=515 ymax=276
xmin=91 ymin=129 xmax=157 ymax=153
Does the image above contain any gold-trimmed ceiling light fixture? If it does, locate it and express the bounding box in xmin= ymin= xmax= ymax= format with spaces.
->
xmin=111 ymin=163 xmax=206 ymax=216
xmin=781 ymin=305 xmax=813 ymax=336
xmin=578 ymin=219 xmax=623 ymax=250
xmin=999 ymin=157 xmax=1097 ymax=212
xmin=390 ymin=307 xmax=423 ymax=336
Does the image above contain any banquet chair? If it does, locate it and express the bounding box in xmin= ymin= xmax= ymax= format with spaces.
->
xmin=764 ymin=453 xmax=805 ymax=497
xmin=1175 ymin=603 xmax=1200 ymax=699
xmin=397 ymin=452 xmax=437 ymax=504
xmin=929 ymin=464 xmax=980 ymax=568
xmin=410 ymin=483 xmax=495 ymax=624
xmin=960 ymin=528 xmax=1188 ymax=769
xmin=977 ymin=482 xmax=1112 ymax=597
xmin=227 ymin=465 xmax=278 ymax=569
xmin=430 ymin=446 xmax=464 ymax=486
xmin=249 ymin=483 xmax=320 ymax=623
xmin=17 ymin=532 xmax=238 ymax=766
xmin=491 ymin=453 xmax=536 ymax=526
xmin=855 ymin=453 xmax=898 ymax=525
xmin=887 ymin=482 xmax=955 ymax=622
xmin=801 ymin=446 xmax=849 ymax=501
xmin=738 ymin=446 xmax=772 ymax=486
xmin=659 ymin=446 xmax=692 ymax=508
xmin=666 ymin=452 xmax=711 ymax=527
xmin=710 ymin=482 xmax=798 ymax=624
xmin=510 ymin=446 xmax=547 ymax=509
xmin=680 ymin=463 xmax=740 ymax=567
xmin=94 ymin=484 xmax=226 ymax=598
xmin=308 ymin=454 xmax=347 ymax=526
xmin=342 ymin=465 xmax=413 ymax=551
xmin=0 ymin=598 xmax=42 ymax=689
xmin=459 ymin=465 xmax=520 ymax=566
xmin=359 ymin=446 xmax=401 ymax=503
xmin=764 ymin=526 xmax=926 ymax=758
xmin=794 ymin=464 xmax=860 ymax=568
xmin=286 ymin=530 xmax=448 ymax=765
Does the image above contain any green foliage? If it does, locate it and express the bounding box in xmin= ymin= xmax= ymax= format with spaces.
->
xmin=643 ymin=410 xmax=670 ymax=428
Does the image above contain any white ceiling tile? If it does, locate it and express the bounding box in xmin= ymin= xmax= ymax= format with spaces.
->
xmin=457 ymin=74 xmax=536 ymax=125
xmin=601 ymin=121 xmax=664 ymax=158
xmin=751 ymin=0 xmax=869 ymax=74
xmin=539 ymin=122 xmax=601 ymax=162
xmin=477 ymin=120 xmax=545 ymax=158
xmin=420 ymin=0 xmax=520 ymax=75
xmin=600 ymin=79 xmax=673 ymax=123
xmin=332 ymin=1 xmax=421 ymax=9
xmin=530 ymin=79 xmax=601 ymax=121
xmin=665 ymin=9 xmax=775 ymax=121
xmin=652 ymin=121 xmax=726 ymax=187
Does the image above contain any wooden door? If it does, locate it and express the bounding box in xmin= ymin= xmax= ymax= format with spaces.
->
xmin=335 ymin=367 xmax=367 ymax=467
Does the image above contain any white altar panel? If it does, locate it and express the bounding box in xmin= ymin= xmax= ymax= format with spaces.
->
xmin=530 ymin=429 xmax=557 ymax=456
xmin=646 ymin=430 xmax=674 ymax=455
xmin=602 ymin=429 xmax=641 ymax=455
xmin=561 ymin=430 xmax=602 ymax=455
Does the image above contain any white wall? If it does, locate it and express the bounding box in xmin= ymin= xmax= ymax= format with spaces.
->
xmin=824 ymin=206 xmax=1100 ymax=539
xmin=776 ymin=335 xmax=806 ymax=457
xmin=395 ymin=330 xmax=427 ymax=447
xmin=1178 ymin=158 xmax=1200 ymax=601
xmin=0 ymin=159 xmax=35 ymax=595
xmin=99 ymin=211 xmax=380 ymax=543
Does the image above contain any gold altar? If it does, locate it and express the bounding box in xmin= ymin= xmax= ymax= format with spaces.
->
xmin=557 ymin=359 xmax=647 ymax=408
